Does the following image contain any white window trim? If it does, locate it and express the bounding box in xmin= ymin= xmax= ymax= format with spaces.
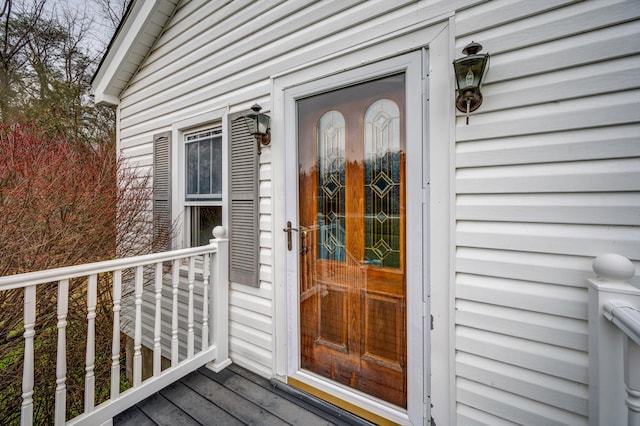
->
xmin=171 ymin=107 xmax=229 ymax=249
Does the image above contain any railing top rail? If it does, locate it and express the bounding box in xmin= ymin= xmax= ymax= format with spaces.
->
xmin=0 ymin=243 xmax=220 ymax=291
xmin=604 ymin=303 xmax=640 ymax=347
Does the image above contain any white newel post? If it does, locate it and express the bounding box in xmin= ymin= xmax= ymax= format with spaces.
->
xmin=588 ymin=253 xmax=639 ymax=426
xmin=207 ymin=226 xmax=231 ymax=372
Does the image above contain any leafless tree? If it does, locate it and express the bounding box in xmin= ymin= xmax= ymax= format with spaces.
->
xmin=0 ymin=0 xmax=47 ymax=119
xmin=93 ymin=0 xmax=130 ymax=33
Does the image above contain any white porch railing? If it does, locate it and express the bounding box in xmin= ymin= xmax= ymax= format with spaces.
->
xmin=0 ymin=227 xmax=231 ymax=426
xmin=588 ymin=253 xmax=640 ymax=426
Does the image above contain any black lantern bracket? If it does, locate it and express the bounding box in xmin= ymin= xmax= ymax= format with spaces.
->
xmin=453 ymin=41 xmax=490 ymax=125
xmin=243 ymin=103 xmax=271 ymax=155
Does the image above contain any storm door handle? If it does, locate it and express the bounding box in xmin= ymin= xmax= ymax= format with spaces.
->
xmin=283 ymin=221 xmax=307 ymax=251
xmin=283 ymin=221 xmax=299 ymax=251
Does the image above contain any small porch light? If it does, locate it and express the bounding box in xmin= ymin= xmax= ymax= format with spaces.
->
xmin=453 ymin=41 xmax=490 ymax=125
xmin=243 ymin=103 xmax=271 ymax=154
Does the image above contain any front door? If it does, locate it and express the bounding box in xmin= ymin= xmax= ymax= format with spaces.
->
xmin=297 ymin=73 xmax=408 ymax=407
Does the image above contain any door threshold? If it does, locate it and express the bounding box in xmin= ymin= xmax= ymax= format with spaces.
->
xmin=270 ymin=378 xmax=375 ymax=426
xmin=285 ymin=373 xmax=409 ymax=425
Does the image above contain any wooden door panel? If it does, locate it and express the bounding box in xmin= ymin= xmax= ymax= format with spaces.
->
xmin=317 ymin=284 xmax=348 ymax=350
xmin=362 ymin=291 xmax=405 ymax=369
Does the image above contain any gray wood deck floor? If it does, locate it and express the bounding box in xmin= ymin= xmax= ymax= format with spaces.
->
xmin=114 ymin=364 xmax=374 ymax=426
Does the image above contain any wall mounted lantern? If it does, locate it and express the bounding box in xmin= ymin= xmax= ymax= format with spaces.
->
xmin=243 ymin=103 xmax=271 ymax=154
xmin=453 ymin=41 xmax=490 ymax=125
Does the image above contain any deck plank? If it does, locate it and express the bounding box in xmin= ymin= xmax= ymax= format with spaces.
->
xmin=134 ymin=392 xmax=201 ymax=426
xmin=181 ymin=370 xmax=290 ymax=426
xmin=160 ymin=379 xmax=244 ymax=426
xmin=200 ymin=366 xmax=334 ymax=426
xmin=225 ymin=364 xmax=374 ymax=426
xmin=113 ymin=406 xmax=157 ymax=425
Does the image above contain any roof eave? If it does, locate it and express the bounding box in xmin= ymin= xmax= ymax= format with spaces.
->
xmin=91 ymin=0 xmax=177 ymax=107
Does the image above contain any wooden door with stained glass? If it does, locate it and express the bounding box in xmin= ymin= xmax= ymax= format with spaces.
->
xmin=297 ymin=74 xmax=407 ymax=408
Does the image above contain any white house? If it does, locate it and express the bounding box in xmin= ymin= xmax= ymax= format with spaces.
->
xmin=90 ymin=0 xmax=640 ymax=424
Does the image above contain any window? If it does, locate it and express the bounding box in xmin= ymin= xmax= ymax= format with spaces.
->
xmin=184 ymin=127 xmax=222 ymax=246
xmin=154 ymin=108 xmax=258 ymax=286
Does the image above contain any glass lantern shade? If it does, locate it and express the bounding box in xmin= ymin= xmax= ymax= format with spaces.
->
xmin=244 ymin=112 xmax=270 ymax=136
xmin=244 ymin=104 xmax=271 ymax=138
xmin=243 ymin=103 xmax=271 ymax=154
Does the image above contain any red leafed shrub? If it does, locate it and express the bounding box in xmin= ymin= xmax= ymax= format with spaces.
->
xmin=0 ymin=123 xmax=170 ymax=275
xmin=0 ymin=124 xmax=118 ymax=274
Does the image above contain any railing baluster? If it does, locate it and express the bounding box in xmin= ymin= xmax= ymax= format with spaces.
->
xmin=153 ymin=262 xmax=163 ymax=376
xmin=55 ymin=279 xmax=69 ymax=425
xmin=111 ymin=270 xmax=122 ymax=400
xmin=187 ymin=256 xmax=195 ymax=359
xmin=133 ymin=265 xmax=143 ymax=387
xmin=21 ymin=285 xmax=36 ymax=426
xmin=84 ymin=274 xmax=97 ymax=414
xmin=201 ymin=253 xmax=210 ymax=350
xmin=171 ymin=259 xmax=179 ymax=366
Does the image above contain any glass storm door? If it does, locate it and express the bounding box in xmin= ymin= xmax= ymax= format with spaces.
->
xmin=297 ymin=74 xmax=407 ymax=407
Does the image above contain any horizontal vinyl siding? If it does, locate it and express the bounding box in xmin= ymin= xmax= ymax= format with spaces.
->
xmin=454 ymin=0 xmax=640 ymax=424
xmin=457 ymin=193 xmax=640 ymax=225
xmin=457 ymin=378 xmax=588 ymax=426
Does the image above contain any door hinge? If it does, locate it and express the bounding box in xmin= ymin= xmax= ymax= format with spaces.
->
xmin=430 ymin=314 xmax=434 ymax=330
xmin=423 ymin=404 xmax=435 ymax=425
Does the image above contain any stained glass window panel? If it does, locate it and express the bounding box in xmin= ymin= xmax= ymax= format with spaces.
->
xmin=317 ymin=111 xmax=346 ymax=262
xmin=364 ymin=99 xmax=401 ymax=268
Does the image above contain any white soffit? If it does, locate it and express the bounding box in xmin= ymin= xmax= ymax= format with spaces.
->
xmin=91 ymin=0 xmax=178 ymax=106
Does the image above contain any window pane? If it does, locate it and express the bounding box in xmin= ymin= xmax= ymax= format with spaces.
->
xmin=211 ymin=136 xmax=222 ymax=195
xmin=185 ymin=129 xmax=222 ymax=200
xmin=199 ymin=139 xmax=211 ymax=195
xmin=186 ymin=142 xmax=199 ymax=195
xmin=190 ymin=206 xmax=222 ymax=247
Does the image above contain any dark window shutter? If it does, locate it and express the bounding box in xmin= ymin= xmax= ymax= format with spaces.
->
xmin=153 ymin=131 xmax=172 ymax=252
xmin=229 ymin=112 xmax=259 ymax=287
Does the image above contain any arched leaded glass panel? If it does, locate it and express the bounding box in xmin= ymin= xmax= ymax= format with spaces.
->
xmin=364 ymin=99 xmax=401 ymax=268
xmin=317 ymin=110 xmax=346 ymax=262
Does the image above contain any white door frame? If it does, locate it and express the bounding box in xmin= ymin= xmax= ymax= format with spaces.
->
xmin=271 ymin=20 xmax=455 ymax=426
